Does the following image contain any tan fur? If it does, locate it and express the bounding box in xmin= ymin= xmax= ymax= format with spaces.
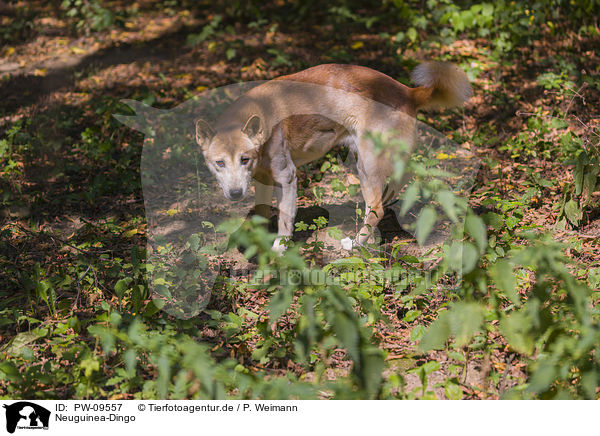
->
xmin=196 ymin=62 xmax=472 ymax=251
xmin=410 ymin=61 xmax=473 ymax=109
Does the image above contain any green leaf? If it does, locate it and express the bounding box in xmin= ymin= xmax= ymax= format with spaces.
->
xmin=410 ymin=324 xmax=426 ymax=342
xmin=416 ymin=206 xmax=437 ymax=246
xmin=444 ymin=381 xmax=463 ymax=400
xmin=581 ymin=370 xmax=597 ymax=399
xmin=156 ymin=353 xmax=170 ymax=398
xmin=80 ymin=356 xmax=100 ymax=378
xmin=333 ymin=312 xmax=360 ymax=362
xmin=403 ymin=309 xmax=421 ymax=323
xmin=505 ymin=215 xmax=520 ymax=229
xmin=461 ymin=242 xmax=479 ymax=274
xmin=437 ymin=190 xmax=458 ymax=223
xmin=448 ymin=350 xmax=466 ymax=362
xmin=251 ymin=338 xmax=274 ymax=362
xmin=490 ymin=259 xmax=520 ymax=305
xmin=528 ymin=360 xmax=557 ymax=394
xmin=588 ymin=268 xmax=600 ymax=289
xmin=114 ymin=277 xmax=132 ymax=300
xmin=399 ymin=254 xmax=419 ymax=263
xmin=327 ymin=226 xmax=343 ymax=240
xmin=0 ymin=361 xmax=21 ymax=381
xmin=548 ymin=118 xmax=569 ymax=130
xmin=465 ymin=213 xmax=487 ymax=253
xmin=447 ymin=302 xmax=485 ymax=347
xmin=6 ymin=329 xmax=48 ymax=355
xmin=583 ymin=172 xmax=598 ymax=202
xmin=331 ymin=178 xmax=346 ymax=193
xmin=418 ymin=310 xmax=451 ymax=351
xmin=400 ymin=183 xmax=419 ymax=216
xmin=268 ymin=286 xmax=294 ymax=323
xmin=564 ymin=199 xmax=581 ymax=225
xmin=483 ymin=212 xmax=504 ymax=230
xmin=357 ymin=346 xmax=384 ymax=398
xmin=327 ymin=256 xmax=365 ymax=270
xmin=124 ymin=349 xmax=137 ymax=377
xmin=421 ymin=360 xmax=441 ymax=374
xmin=481 ymin=3 xmax=494 ymax=16
xmin=444 ymin=241 xmax=463 ymax=271
xmin=419 ymin=302 xmax=485 ymax=351
xmin=499 ymin=310 xmax=534 ymax=355
xmin=143 ymin=300 xmax=162 ymax=318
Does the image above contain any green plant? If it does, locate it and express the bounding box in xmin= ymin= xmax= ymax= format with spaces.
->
xmin=556 ymin=145 xmax=600 ymax=228
xmin=61 ymin=0 xmax=116 ymax=34
xmin=0 ymin=5 xmax=35 ymax=43
xmin=222 ymin=216 xmax=386 ymax=398
xmin=186 ymin=15 xmax=223 ymax=46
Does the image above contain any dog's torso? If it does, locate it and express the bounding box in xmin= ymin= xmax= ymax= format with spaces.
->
xmin=238 ymin=65 xmax=420 ymax=188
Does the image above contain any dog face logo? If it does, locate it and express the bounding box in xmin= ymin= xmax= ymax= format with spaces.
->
xmin=3 ymin=402 xmax=50 ymax=433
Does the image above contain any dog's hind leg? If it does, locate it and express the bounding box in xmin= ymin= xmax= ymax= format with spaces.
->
xmin=351 ymin=168 xmax=387 ymax=248
xmin=340 ymin=140 xmax=390 ymax=250
xmin=342 ymin=111 xmax=415 ymax=250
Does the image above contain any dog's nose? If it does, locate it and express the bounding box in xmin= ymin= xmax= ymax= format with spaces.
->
xmin=229 ymin=188 xmax=243 ymax=200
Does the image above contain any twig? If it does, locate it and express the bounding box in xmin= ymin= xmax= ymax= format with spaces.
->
xmin=563 ymin=83 xmax=587 ymax=116
xmin=498 ymin=352 xmax=515 ymax=396
xmin=15 ymin=223 xmax=110 ymax=259
xmin=73 ymin=263 xmax=93 ymax=308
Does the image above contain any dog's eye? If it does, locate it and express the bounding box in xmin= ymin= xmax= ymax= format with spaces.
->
xmin=215 ymin=160 xmax=225 ymax=168
xmin=240 ymin=157 xmax=250 ymax=165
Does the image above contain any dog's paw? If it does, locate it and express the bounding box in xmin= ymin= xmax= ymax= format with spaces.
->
xmin=340 ymin=237 xmax=354 ymax=251
xmin=272 ymin=237 xmax=288 ymax=255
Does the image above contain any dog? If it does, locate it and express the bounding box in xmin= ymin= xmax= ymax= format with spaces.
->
xmin=195 ymin=62 xmax=472 ymax=252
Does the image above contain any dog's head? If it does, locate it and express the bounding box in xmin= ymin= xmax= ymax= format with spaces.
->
xmin=195 ymin=115 xmax=264 ymax=201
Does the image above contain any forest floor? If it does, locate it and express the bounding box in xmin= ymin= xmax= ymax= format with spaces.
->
xmin=1 ymin=2 xmax=599 ymax=399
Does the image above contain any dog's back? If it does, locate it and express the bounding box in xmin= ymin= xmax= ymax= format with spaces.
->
xmin=276 ymin=64 xmax=418 ymax=115
xmin=276 ymin=62 xmax=472 ymax=115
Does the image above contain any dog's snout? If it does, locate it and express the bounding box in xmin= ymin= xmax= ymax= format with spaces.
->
xmin=229 ymin=188 xmax=243 ymax=200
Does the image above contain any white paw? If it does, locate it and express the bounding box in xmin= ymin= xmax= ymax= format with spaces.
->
xmin=341 ymin=237 xmax=354 ymax=251
xmin=273 ymin=237 xmax=288 ymax=255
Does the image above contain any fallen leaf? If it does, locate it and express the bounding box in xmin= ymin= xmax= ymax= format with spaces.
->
xmin=70 ymin=46 xmax=87 ymax=55
xmin=123 ymin=228 xmax=138 ymax=237
xmin=347 ymin=173 xmax=360 ymax=185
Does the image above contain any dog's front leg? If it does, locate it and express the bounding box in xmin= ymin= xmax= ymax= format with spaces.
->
xmin=272 ymin=161 xmax=297 ymax=254
xmin=254 ymin=174 xmax=274 ymax=220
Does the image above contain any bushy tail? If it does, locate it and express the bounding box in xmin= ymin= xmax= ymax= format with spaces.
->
xmin=410 ymin=61 xmax=473 ymax=110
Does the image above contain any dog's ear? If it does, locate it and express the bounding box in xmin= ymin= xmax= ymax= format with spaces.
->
xmin=241 ymin=115 xmax=264 ymax=144
xmin=195 ymin=119 xmax=214 ymax=149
